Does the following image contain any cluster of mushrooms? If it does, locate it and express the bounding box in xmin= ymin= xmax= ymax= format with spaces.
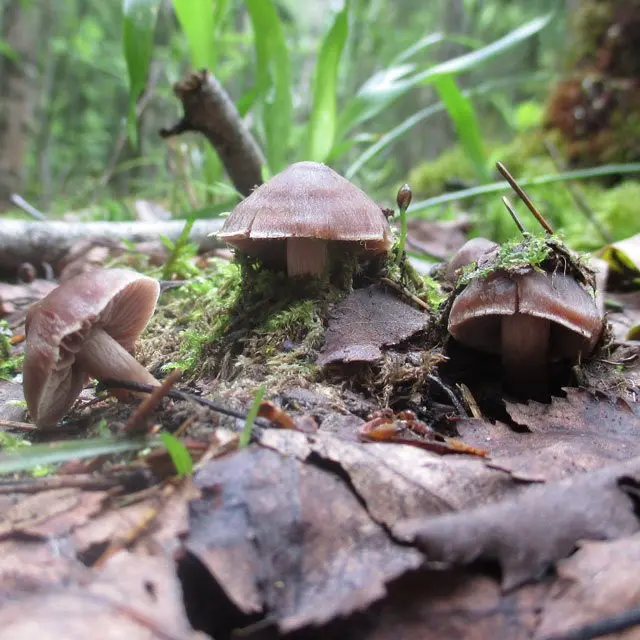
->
xmin=20 ymin=161 xmax=605 ymax=427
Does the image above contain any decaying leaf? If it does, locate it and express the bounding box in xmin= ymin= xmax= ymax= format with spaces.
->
xmin=0 ymin=552 xmax=204 ymax=640
xmin=406 ymin=216 xmax=471 ymax=260
xmin=455 ymin=389 xmax=640 ymax=481
xmin=318 ymin=285 xmax=427 ymax=366
xmin=536 ymin=533 xmax=640 ymax=639
xmin=396 ymin=455 xmax=640 ymax=590
xmin=599 ymin=233 xmax=640 ymax=288
xmin=260 ymin=429 xmax=526 ymax=528
xmin=184 ymin=446 xmax=423 ymax=632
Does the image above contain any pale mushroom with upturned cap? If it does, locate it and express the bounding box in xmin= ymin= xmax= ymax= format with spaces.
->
xmin=217 ymin=161 xmax=393 ymax=277
xmin=23 ymin=268 xmax=160 ymax=427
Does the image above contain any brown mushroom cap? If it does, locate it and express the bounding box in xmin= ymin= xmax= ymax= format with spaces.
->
xmin=448 ymin=269 xmax=603 ymax=395
xmin=444 ymin=237 xmax=499 ymax=284
xmin=23 ymin=268 xmax=160 ymax=427
xmin=218 ymin=161 xmax=392 ymax=276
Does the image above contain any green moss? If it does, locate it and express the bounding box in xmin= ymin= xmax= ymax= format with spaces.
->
xmin=408 ymin=146 xmax=475 ymax=199
xmin=0 ymin=321 xmax=23 ymax=381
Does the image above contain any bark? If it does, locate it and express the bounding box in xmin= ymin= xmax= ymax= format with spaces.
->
xmin=0 ymin=218 xmax=224 ymax=271
xmin=160 ymin=70 xmax=265 ymax=197
xmin=0 ymin=0 xmax=40 ymax=209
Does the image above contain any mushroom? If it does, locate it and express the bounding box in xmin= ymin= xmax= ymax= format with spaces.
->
xmin=447 ymin=266 xmax=604 ymax=396
xmin=444 ymin=237 xmax=499 ymax=284
xmin=217 ymin=161 xmax=393 ymax=276
xmin=23 ymin=268 xmax=160 ymax=427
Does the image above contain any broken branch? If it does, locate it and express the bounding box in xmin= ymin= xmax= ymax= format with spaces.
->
xmin=159 ymin=70 xmax=265 ymax=197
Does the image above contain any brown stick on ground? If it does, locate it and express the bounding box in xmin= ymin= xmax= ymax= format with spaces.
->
xmin=159 ymin=70 xmax=265 ymax=197
xmin=0 ymin=218 xmax=225 ymax=271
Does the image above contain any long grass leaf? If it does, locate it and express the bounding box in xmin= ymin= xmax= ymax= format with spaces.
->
xmin=239 ymin=385 xmax=265 ymax=448
xmin=0 ymin=437 xmax=150 ymax=475
xmin=160 ymin=432 xmax=193 ymax=477
xmin=122 ymin=0 xmax=160 ymax=144
xmin=410 ymin=164 xmax=640 ymax=215
xmin=337 ymin=13 xmax=552 ymax=139
xmin=306 ymin=2 xmax=350 ymax=162
xmin=345 ymin=72 xmax=553 ymax=179
xmin=433 ymin=74 xmax=487 ymax=181
xmin=245 ymin=0 xmax=292 ymax=173
xmin=173 ymin=0 xmax=217 ymax=69
xmin=392 ymin=32 xmax=444 ymax=65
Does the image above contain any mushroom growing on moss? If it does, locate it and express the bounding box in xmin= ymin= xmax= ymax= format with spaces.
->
xmin=217 ymin=161 xmax=393 ymax=277
xmin=445 ymin=238 xmax=604 ymax=397
xmin=23 ymin=268 xmax=160 ymax=427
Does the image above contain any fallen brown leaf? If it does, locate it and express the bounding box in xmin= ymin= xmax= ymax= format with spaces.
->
xmin=536 ymin=533 xmax=640 ymax=639
xmin=318 ymin=285 xmax=427 ymax=366
xmin=454 ymin=389 xmax=640 ymax=481
xmin=184 ymin=446 xmax=423 ymax=633
xmin=406 ymin=216 xmax=471 ymax=260
xmin=396 ymin=455 xmax=640 ymax=590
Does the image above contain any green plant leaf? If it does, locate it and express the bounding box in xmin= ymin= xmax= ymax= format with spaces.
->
xmin=336 ymin=13 xmax=552 ymax=140
xmin=0 ymin=437 xmax=149 ymax=475
xmin=239 ymin=385 xmax=265 ymax=448
xmin=245 ymin=0 xmax=292 ymax=173
xmin=410 ymin=163 xmax=640 ymax=215
xmin=306 ymin=2 xmax=350 ymax=162
xmin=433 ymin=75 xmax=487 ymax=182
xmin=173 ymin=0 xmax=227 ymax=70
xmin=160 ymin=432 xmax=193 ymax=477
xmin=122 ymin=0 xmax=160 ymax=144
xmin=391 ymin=32 xmax=443 ymax=65
xmin=161 ymin=216 xmax=196 ymax=280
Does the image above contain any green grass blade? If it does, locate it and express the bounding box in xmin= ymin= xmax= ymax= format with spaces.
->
xmin=345 ymin=72 xmax=553 ymax=179
xmin=160 ymin=432 xmax=193 ymax=477
xmin=306 ymin=2 xmax=350 ymax=162
xmin=433 ymin=74 xmax=488 ymax=182
xmin=173 ymin=0 xmax=217 ymax=70
xmin=410 ymin=163 xmax=640 ymax=215
xmin=391 ymin=32 xmax=444 ymax=65
xmin=245 ymin=0 xmax=293 ymax=173
xmin=0 ymin=437 xmax=150 ymax=475
xmin=122 ymin=0 xmax=160 ymax=144
xmin=336 ymin=13 xmax=552 ymax=139
xmin=239 ymin=385 xmax=265 ymax=448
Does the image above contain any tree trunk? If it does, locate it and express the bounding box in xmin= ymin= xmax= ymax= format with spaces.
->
xmin=0 ymin=0 xmax=40 ymax=210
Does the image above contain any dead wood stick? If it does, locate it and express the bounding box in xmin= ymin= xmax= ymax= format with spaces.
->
xmin=160 ymin=70 xmax=265 ymax=197
xmin=0 ymin=218 xmax=225 ymax=271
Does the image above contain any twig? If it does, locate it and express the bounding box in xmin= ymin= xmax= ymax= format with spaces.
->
xmin=124 ymin=370 xmax=181 ymax=435
xmin=0 ymin=474 xmax=120 ymax=494
xmin=380 ymin=277 xmax=430 ymax=311
xmin=99 ymin=378 xmax=271 ymax=427
xmin=545 ymin=606 xmax=640 ymax=640
xmin=426 ymin=374 xmax=467 ymax=417
xmin=501 ymin=196 xmax=527 ymax=234
xmin=544 ymin=138 xmax=614 ymax=244
xmin=0 ymin=419 xmax=38 ymax=432
xmin=496 ymin=161 xmax=554 ymax=234
xmin=9 ymin=194 xmax=46 ymax=220
xmin=160 ymin=70 xmax=265 ymax=197
xmin=0 ymin=218 xmax=224 ymax=271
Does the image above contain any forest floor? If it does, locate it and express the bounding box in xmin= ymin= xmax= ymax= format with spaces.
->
xmin=0 ymin=215 xmax=639 ymax=640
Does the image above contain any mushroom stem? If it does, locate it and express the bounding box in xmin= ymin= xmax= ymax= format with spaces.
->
xmin=286 ymin=238 xmax=328 ymax=277
xmin=501 ymin=314 xmax=550 ymax=397
xmin=75 ymin=328 xmax=159 ymax=396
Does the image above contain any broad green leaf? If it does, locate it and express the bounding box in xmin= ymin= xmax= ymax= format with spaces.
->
xmin=122 ymin=0 xmax=160 ymax=144
xmin=306 ymin=2 xmax=349 ymax=162
xmin=239 ymin=385 xmax=265 ymax=448
xmin=410 ymin=163 xmax=640 ymax=215
xmin=337 ymin=13 xmax=552 ymax=139
xmin=433 ymin=75 xmax=487 ymax=182
xmin=245 ymin=0 xmax=292 ymax=173
xmin=160 ymin=432 xmax=193 ymax=477
xmin=173 ymin=0 xmax=216 ymax=69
